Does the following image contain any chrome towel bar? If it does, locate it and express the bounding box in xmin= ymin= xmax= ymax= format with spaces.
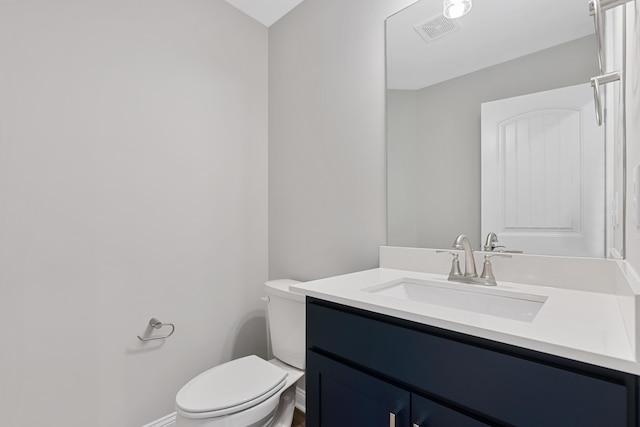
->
xmin=588 ymin=0 xmax=631 ymax=74
xmin=587 ymin=0 xmax=627 ymax=126
xmin=589 ymin=0 xmax=630 ymax=15
xmin=591 ymin=71 xmax=621 ymax=126
xmin=591 ymin=0 xmax=606 ymax=74
xmin=137 ymin=318 xmax=175 ymax=342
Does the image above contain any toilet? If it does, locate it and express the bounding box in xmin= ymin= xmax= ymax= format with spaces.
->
xmin=175 ymin=280 xmax=305 ymax=427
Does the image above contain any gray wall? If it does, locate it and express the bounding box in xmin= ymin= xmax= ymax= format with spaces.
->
xmin=387 ymin=90 xmax=419 ymax=248
xmin=388 ymin=35 xmax=600 ymax=250
xmin=0 ymin=1 xmax=268 ymax=425
xmin=268 ymin=0 xmax=415 ymax=281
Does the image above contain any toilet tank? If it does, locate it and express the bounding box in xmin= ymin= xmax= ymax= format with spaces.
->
xmin=264 ymin=279 xmax=305 ymax=370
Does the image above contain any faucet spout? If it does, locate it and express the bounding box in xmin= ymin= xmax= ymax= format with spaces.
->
xmin=453 ymin=234 xmax=477 ymax=277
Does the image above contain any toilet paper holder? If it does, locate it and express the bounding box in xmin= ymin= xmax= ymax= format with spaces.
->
xmin=137 ymin=318 xmax=175 ymax=342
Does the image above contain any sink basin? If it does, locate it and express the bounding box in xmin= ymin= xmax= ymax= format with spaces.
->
xmin=363 ymin=278 xmax=547 ymax=322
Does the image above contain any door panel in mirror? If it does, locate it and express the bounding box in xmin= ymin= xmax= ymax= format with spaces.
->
xmin=481 ymin=84 xmax=605 ymax=257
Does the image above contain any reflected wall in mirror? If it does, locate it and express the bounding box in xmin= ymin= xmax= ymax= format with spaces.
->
xmin=386 ymin=0 xmax=626 ymax=258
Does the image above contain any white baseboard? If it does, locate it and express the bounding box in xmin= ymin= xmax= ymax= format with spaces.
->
xmin=141 ymin=412 xmax=176 ymax=427
xmin=295 ymin=386 xmax=306 ymax=413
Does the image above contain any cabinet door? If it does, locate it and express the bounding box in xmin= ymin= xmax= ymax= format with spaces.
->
xmin=306 ymin=350 xmax=410 ymax=427
xmin=411 ymin=394 xmax=490 ymax=427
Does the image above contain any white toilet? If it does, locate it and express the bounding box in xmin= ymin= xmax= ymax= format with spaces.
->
xmin=175 ymin=280 xmax=305 ymax=427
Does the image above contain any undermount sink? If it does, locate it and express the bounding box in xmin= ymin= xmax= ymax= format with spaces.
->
xmin=363 ymin=278 xmax=547 ymax=322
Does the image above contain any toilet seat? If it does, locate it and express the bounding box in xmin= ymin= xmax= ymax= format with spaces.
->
xmin=176 ymin=355 xmax=288 ymax=419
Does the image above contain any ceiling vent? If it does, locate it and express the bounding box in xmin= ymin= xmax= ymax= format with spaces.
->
xmin=414 ymin=14 xmax=461 ymax=43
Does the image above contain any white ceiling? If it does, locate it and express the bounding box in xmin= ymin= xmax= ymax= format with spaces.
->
xmin=387 ymin=0 xmax=596 ymax=89
xmin=224 ymin=0 xmax=306 ymax=27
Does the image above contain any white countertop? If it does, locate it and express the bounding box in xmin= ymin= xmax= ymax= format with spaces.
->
xmin=291 ymin=268 xmax=640 ymax=375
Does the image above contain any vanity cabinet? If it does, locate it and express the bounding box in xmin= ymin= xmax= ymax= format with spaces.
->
xmin=308 ymin=350 xmax=487 ymax=427
xmin=305 ymin=298 xmax=637 ymax=427
xmin=412 ymin=393 xmax=489 ymax=427
xmin=307 ymin=350 xmax=410 ymax=426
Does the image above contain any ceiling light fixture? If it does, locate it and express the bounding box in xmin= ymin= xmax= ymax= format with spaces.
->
xmin=443 ymin=0 xmax=472 ymax=19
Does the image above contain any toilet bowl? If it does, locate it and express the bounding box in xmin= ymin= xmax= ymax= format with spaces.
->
xmin=176 ymin=280 xmax=305 ymax=427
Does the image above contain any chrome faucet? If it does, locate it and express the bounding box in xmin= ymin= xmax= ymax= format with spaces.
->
xmin=483 ymin=232 xmax=505 ymax=252
xmin=453 ymin=234 xmax=477 ymax=278
xmin=437 ymin=234 xmax=511 ymax=286
xmin=483 ymin=232 xmax=523 ymax=253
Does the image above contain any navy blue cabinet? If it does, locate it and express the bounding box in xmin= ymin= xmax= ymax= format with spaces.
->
xmin=412 ymin=394 xmax=489 ymax=427
xmin=307 ymin=351 xmax=410 ymax=427
xmin=306 ymin=298 xmax=638 ymax=427
xmin=307 ymin=350 xmax=488 ymax=427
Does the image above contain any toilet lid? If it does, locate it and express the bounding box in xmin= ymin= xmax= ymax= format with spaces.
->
xmin=176 ymin=355 xmax=287 ymax=414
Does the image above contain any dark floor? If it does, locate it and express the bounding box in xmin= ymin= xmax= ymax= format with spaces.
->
xmin=292 ymin=408 xmax=305 ymax=427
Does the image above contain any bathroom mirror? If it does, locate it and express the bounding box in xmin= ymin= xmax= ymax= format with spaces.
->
xmin=386 ymin=0 xmax=626 ymax=258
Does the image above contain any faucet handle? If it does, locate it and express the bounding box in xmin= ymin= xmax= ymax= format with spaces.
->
xmin=484 ymin=253 xmax=512 ymax=260
xmin=436 ymin=250 xmax=463 ymax=277
xmin=479 ymin=253 xmax=512 ymax=285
